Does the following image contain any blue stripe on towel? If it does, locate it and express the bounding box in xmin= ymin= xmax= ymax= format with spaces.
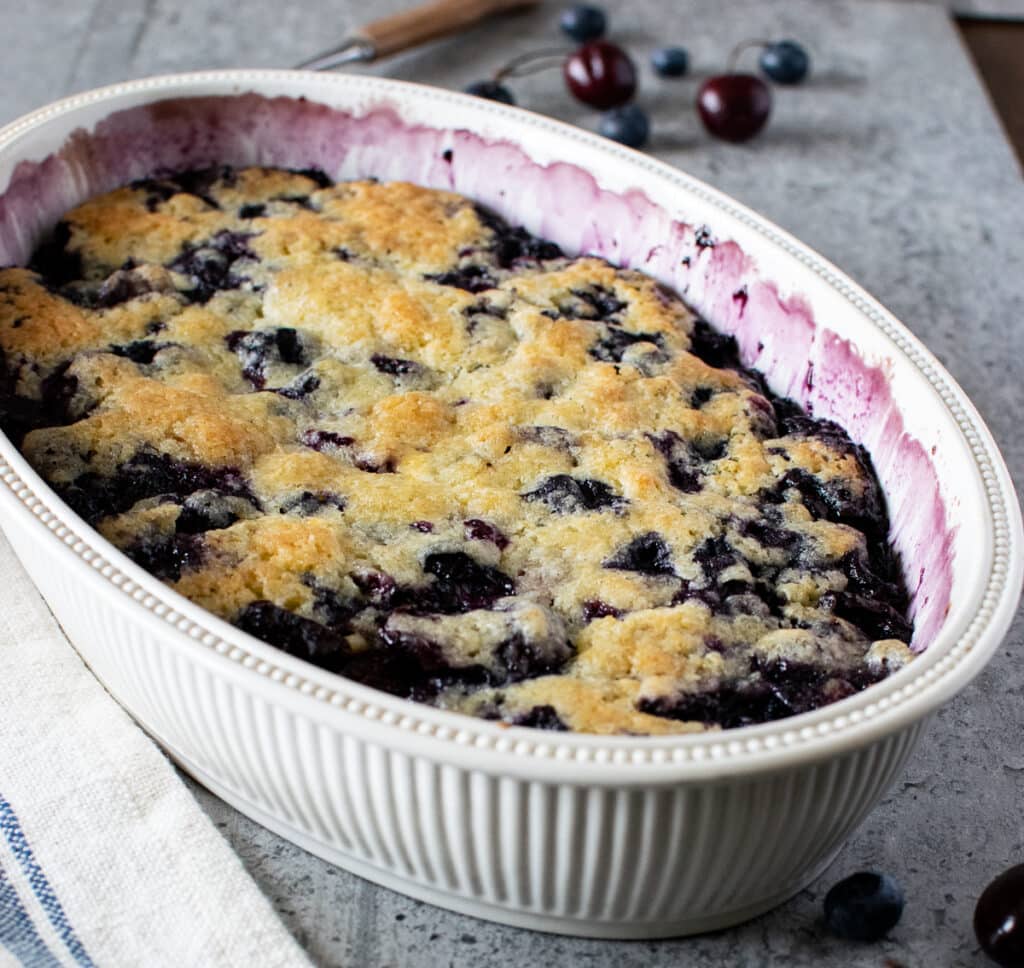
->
xmin=0 ymin=794 xmax=94 ymax=967
xmin=0 ymin=863 xmax=62 ymax=968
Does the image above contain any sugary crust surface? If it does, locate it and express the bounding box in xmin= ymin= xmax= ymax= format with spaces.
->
xmin=0 ymin=166 xmax=914 ymax=734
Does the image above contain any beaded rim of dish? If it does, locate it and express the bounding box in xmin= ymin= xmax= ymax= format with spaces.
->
xmin=0 ymin=71 xmax=1015 ymax=765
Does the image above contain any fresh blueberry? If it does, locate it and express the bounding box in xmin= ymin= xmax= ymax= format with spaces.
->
xmin=559 ymin=4 xmax=606 ymax=43
xmin=824 ymin=871 xmax=904 ymax=941
xmin=760 ymin=40 xmax=810 ymax=85
xmin=975 ymin=863 xmax=1024 ymax=966
xmin=652 ymin=46 xmax=689 ymax=78
xmin=463 ymin=80 xmax=516 ymax=105
xmin=598 ymin=105 xmax=651 ymax=148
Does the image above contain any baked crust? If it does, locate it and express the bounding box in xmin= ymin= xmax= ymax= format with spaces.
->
xmin=0 ymin=166 xmax=913 ymax=734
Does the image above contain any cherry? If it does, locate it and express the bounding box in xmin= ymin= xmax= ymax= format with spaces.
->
xmin=975 ymin=863 xmax=1024 ymax=966
xmin=564 ymin=41 xmax=637 ymax=110
xmin=696 ymin=74 xmax=772 ymax=142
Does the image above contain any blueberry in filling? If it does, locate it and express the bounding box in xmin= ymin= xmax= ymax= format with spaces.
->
xmin=226 ymin=327 xmax=308 ymax=388
xmin=475 ymin=206 xmax=564 ymax=267
xmin=169 ymin=230 xmax=255 ymax=304
xmin=175 ymin=489 xmax=241 ymax=534
xmin=124 ymin=532 xmax=204 ymax=581
xmin=131 ymin=166 xmax=237 ymax=211
xmin=582 ymin=599 xmax=623 ymax=622
xmin=238 ymin=203 xmax=266 ymax=219
xmin=234 ymin=600 xmax=349 ymax=673
xmin=464 ymin=518 xmax=509 ymax=549
xmin=522 ymin=475 xmax=625 ymax=513
xmin=0 ymin=357 xmax=84 ymax=446
xmin=28 ymin=222 xmax=82 ymax=289
xmin=371 ymin=354 xmax=423 ymax=377
xmin=511 ymin=705 xmax=568 ymax=731
xmin=274 ymin=371 xmax=320 ymax=400
xmin=556 ymin=285 xmax=627 ymax=321
xmin=300 ymin=429 xmax=354 ymax=451
xmin=589 ymin=326 xmax=666 ymax=364
xmin=110 ymin=340 xmax=171 ymax=365
xmin=57 ymin=450 xmax=256 ymax=525
xmin=279 ymin=491 xmax=345 ymax=515
xmin=604 ymin=532 xmax=676 ymax=576
xmin=420 ymin=552 xmax=516 ymax=614
xmin=688 ymin=317 xmax=741 ymax=370
xmin=693 ymin=535 xmax=739 ymax=582
xmin=427 ymin=265 xmax=497 ymax=293
xmin=649 ymin=431 xmax=713 ymax=493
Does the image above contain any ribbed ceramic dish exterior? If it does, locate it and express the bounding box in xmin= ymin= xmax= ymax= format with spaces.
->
xmin=0 ymin=72 xmax=1019 ymax=938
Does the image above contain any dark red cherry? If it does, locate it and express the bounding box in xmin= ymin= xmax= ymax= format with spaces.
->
xmin=975 ymin=863 xmax=1024 ymax=966
xmin=564 ymin=41 xmax=637 ymax=110
xmin=697 ymin=73 xmax=772 ymax=143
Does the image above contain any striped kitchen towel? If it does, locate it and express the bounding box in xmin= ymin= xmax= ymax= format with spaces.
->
xmin=0 ymin=527 xmax=310 ymax=968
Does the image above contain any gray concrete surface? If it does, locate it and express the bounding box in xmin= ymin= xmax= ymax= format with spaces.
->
xmin=2 ymin=0 xmax=1022 ymax=964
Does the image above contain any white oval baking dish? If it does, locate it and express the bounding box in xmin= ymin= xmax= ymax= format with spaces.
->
xmin=0 ymin=71 xmax=1020 ymax=939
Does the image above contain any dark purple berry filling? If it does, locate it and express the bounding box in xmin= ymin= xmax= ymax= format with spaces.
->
xmin=511 ymin=705 xmax=568 ymax=731
xmin=234 ymin=600 xmax=349 ymax=672
xmin=226 ymin=327 xmax=307 ymax=388
xmin=522 ymin=475 xmax=625 ymax=513
xmin=604 ymin=532 xmax=676 ymax=576
xmin=464 ymin=518 xmax=510 ymax=549
xmin=168 ymin=230 xmax=255 ymax=304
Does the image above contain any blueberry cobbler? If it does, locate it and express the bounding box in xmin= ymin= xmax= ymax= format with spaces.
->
xmin=0 ymin=166 xmax=914 ymax=734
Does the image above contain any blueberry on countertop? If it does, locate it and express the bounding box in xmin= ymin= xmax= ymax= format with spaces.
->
xmin=652 ymin=46 xmax=689 ymax=78
xmin=760 ymin=40 xmax=810 ymax=84
xmin=560 ymin=4 xmax=607 ymax=43
xmin=463 ymin=80 xmax=516 ymax=105
xmin=824 ymin=871 xmax=904 ymax=941
xmin=599 ymin=104 xmax=650 ymax=148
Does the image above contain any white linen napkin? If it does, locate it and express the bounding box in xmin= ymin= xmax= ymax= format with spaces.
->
xmin=0 ymin=527 xmax=311 ymax=968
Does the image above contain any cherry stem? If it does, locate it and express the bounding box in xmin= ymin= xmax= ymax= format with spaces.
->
xmin=494 ymin=47 xmax=569 ymax=82
xmin=727 ymin=39 xmax=771 ymax=73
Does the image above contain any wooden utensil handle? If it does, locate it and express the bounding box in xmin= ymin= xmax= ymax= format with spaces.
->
xmin=355 ymin=0 xmax=539 ymax=59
